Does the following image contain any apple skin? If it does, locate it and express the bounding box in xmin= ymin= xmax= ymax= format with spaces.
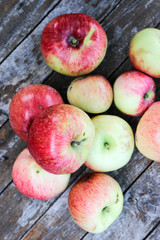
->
xmin=129 ymin=28 xmax=160 ymax=78
xmin=113 ymin=71 xmax=155 ymax=116
xmin=41 ymin=13 xmax=107 ymax=76
xmin=67 ymin=75 xmax=113 ymax=114
xmin=135 ymin=101 xmax=160 ymax=162
xmin=9 ymin=84 xmax=64 ymax=141
xmin=12 ymin=148 xmax=70 ymax=200
xmin=68 ymin=172 xmax=123 ymax=233
xmin=85 ymin=115 xmax=134 ymax=172
xmin=27 ymin=104 xmax=95 ymax=174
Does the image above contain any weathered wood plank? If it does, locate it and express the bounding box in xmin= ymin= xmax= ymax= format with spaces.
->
xmin=0 ymin=121 xmax=26 ymax=193
xmin=20 ymin=152 xmax=154 ymax=240
xmin=0 ymin=0 xmax=120 ymax=126
xmin=145 ymin=224 xmax=160 ymax=240
xmin=0 ymin=0 xmax=60 ymax=62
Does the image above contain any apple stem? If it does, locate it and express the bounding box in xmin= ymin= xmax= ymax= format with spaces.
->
xmin=68 ymin=36 xmax=79 ymax=47
xmin=104 ymin=141 xmax=110 ymax=150
xmin=71 ymin=138 xmax=87 ymax=147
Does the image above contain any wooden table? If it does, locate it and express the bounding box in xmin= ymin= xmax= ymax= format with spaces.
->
xmin=0 ymin=0 xmax=160 ymax=239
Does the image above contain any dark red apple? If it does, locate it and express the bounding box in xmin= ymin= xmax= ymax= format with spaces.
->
xmin=9 ymin=84 xmax=63 ymax=141
xmin=27 ymin=104 xmax=95 ymax=174
xmin=41 ymin=13 xmax=107 ymax=76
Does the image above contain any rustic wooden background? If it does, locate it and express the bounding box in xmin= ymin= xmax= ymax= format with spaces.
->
xmin=0 ymin=0 xmax=160 ymax=239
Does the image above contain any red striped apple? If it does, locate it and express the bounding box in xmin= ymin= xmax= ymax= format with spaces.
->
xmin=129 ymin=28 xmax=160 ymax=78
xmin=85 ymin=115 xmax=134 ymax=172
xmin=28 ymin=104 xmax=95 ymax=174
xmin=113 ymin=71 xmax=155 ymax=116
xmin=9 ymin=84 xmax=63 ymax=141
xmin=67 ymin=75 xmax=113 ymax=113
xmin=135 ymin=101 xmax=160 ymax=162
xmin=12 ymin=148 xmax=70 ymax=200
xmin=41 ymin=13 xmax=107 ymax=76
xmin=68 ymin=172 xmax=123 ymax=233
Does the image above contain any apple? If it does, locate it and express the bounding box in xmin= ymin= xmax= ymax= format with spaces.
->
xmin=129 ymin=28 xmax=160 ymax=78
xmin=135 ymin=101 xmax=160 ymax=162
xmin=12 ymin=148 xmax=70 ymax=200
xmin=41 ymin=13 xmax=107 ymax=76
xmin=113 ymin=71 xmax=155 ymax=116
xmin=27 ymin=104 xmax=95 ymax=174
xmin=67 ymin=75 xmax=113 ymax=114
xmin=9 ymin=84 xmax=63 ymax=141
xmin=85 ymin=115 xmax=134 ymax=172
xmin=68 ymin=172 xmax=123 ymax=233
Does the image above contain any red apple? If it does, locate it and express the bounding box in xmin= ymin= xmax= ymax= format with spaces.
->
xmin=135 ymin=101 xmax=160 ymax=162
xmin=12 ymin=148 xmax=70 ymax=200
xmin=68 ymin=173 xmax=123 ymax=233
xmin=9 ymin=84 xmax=63 ymax=141
xmin=113 ymin=71 xmax=155 ymax=116
xmin=41 ymin=13 xmax=107 ymax=76
xmin=27 ymin=104 xmax=95 ymax=174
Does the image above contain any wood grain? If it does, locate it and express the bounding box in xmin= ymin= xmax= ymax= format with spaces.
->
xmin=0 ymin=0 xmax=60 ymax=62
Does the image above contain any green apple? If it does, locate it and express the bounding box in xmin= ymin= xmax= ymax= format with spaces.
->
xmin=67 ymin=75 xmax=113 ymax=114
xmin=68 ymin=172 xmax=123 ymax=233
xmin=85 ymin=115 xmax=134 ymax=172
xmin=129 ymin=28 xmax=160 ymax=78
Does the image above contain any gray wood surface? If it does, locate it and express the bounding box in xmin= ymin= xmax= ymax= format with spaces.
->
xmin=0 ymin=0 xmax=160 ymax=239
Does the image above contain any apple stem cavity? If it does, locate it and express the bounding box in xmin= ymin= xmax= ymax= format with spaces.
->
xmin=71 ymin=138 xmax=87 ymax=147
xmin=102 ymin=206 xmax=110 ymax=213
xmin=143 ymin=90 xmax=154 ymax=100
xmin=104 ymin=141 xmax=110 ymax=150
xmin=68 ymin=36 xmax=80 ymax=48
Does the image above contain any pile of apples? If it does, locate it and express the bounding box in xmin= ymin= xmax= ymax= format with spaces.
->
xmin=9 ymin=13 xmax=160 ymax=234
